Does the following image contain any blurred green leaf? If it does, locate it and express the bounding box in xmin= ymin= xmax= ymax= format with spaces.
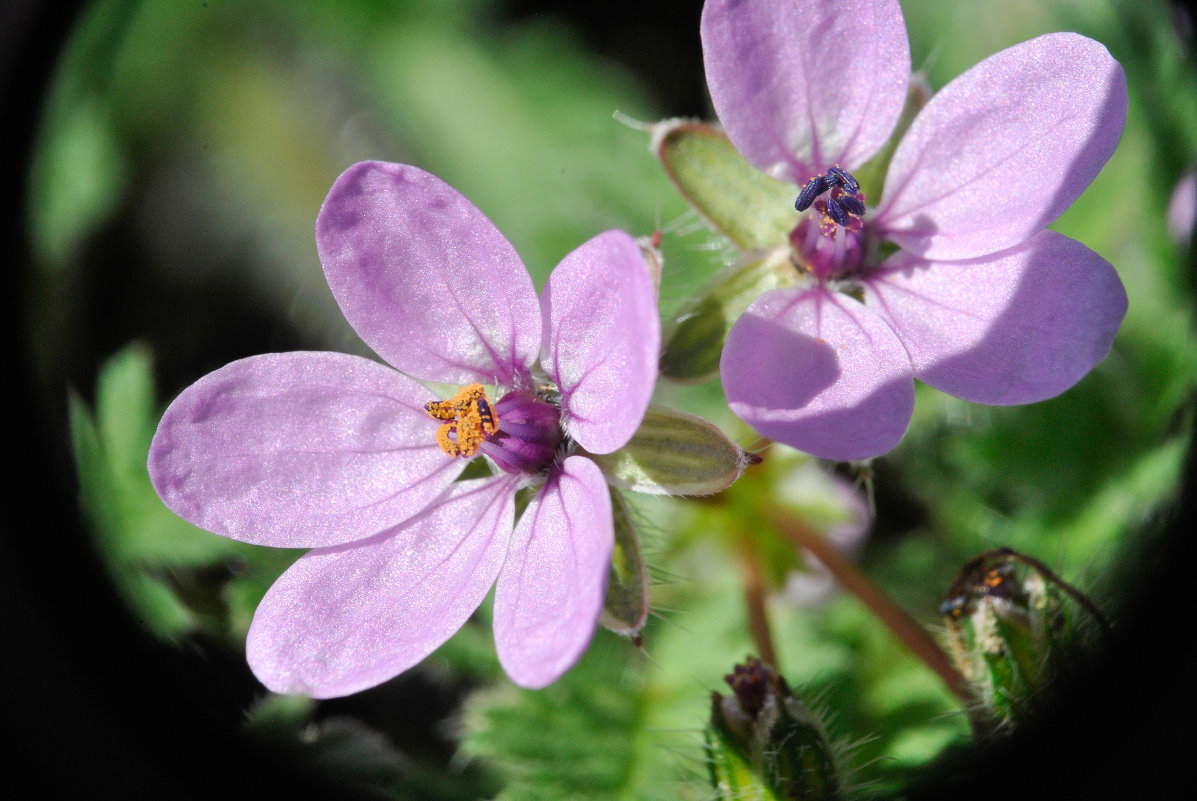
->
xmin=69 ymin=342 xmax=298 ymax=642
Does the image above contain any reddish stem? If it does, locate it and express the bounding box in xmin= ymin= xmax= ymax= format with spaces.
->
xmin=767 ymin=510 xmax=973 ymax=704
xmin=736 ymin=534 xmax=780 ymax=671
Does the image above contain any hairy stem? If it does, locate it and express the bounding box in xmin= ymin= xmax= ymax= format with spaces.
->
xmin=767 ymin=510 xmax=973 ymax=704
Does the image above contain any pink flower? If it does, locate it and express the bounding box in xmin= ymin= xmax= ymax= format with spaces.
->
xmin=148 ymin=162 xmax=660 ymax=694
xmin=704 ymin=0 xmax=1129 ymax=460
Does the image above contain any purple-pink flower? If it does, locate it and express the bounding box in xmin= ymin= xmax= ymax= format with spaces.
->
xmin=704 ymin=0 xmax=1129 ymax=460
xmin=148 ymin=162 xmax=660 ymax=694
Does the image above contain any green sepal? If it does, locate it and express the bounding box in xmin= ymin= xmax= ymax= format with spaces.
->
xmin=652 ymin=119 xmax=796 ymax=252
xmin=660 ymin=251 xmax=797 ymax=383
xmin=588 ymin=405 xmax=753 ymax=495
xmin=706 ymin=725 xmax=780 ymax=801
xmin=598 ymin=489 xmax=649 ymax=641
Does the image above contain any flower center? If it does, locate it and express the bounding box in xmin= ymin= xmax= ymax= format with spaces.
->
xmin=424 ymin=383 xmax=564 ymax=475
xmin=794 ymin=164 xmax=867 ymax=237
xmin=790 ymin=165 xmax=868 ymax=282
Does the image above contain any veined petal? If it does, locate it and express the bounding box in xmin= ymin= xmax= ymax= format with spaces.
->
xmin=863 ymin=231 xmax=1127 ymax=405
xmin=541 ymin=230 xmax=659 ymax=455
xmin=148 ymin=352 xmax=463 ymax=548
xmin=701 ymin=0 xmax=910 ymax=182
xmin=246 ymin=476 xmax=517 ymax=698
xmin=493 ymin=456 xmax=613 ymax=689
xmin=316 ymin=161 xmax=542 ymax=386
xmin=876 ymin=33 xmax=1127 ymax=260
xmin=721 ymin=287 xmax=914 ymax=461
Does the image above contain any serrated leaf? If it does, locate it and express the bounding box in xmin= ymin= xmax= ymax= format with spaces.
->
xmin=653 ymin=120 xmax=796 ymax=252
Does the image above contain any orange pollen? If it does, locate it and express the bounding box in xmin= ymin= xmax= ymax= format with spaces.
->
xmin=424 ymin=383 xmax=500 ymax=459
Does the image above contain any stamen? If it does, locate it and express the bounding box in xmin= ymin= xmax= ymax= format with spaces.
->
xmin=424 ymin=383 xmax=501 ymax=459
xmin=793 ymin=164 xmax=867 ymax=234
xmin=825 ymin=196 xmax=849 ymax=227
xmin=826 ymin=164 xmax=860 ymax=195
xmin=838 ymin=194 xmax=866 ymax=216
xmin=795 ymin=174 xmax=831 ymax=212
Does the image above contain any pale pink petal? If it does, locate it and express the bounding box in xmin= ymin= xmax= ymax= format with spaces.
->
xmin=721 ymin=287 xmax=914 ymax=461
xmin=701 ymin=0 xmax=910 ymax=182
xmin=1167 ymin=169 xmax=1196 ymax=244
xmin=316 ymin=161 xmax=542 ymax=386
xmin=148 ymin=352 xmax=463 ymax=548
xmin=493 ymin=456 xmax=613 ymax=689
xmin=863 ymin=231 xmax=1127 ymax=405
xmin=541 ymin=230 xmax=659 ymax=455
xmin=876 ymin=33 xmax=1127 ymax=260
xmin=246 ymin=476 xmax=517 ymax=698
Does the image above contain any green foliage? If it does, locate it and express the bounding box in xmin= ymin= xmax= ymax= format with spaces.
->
xmin=69 ymin=343 xmax=299 ymax=642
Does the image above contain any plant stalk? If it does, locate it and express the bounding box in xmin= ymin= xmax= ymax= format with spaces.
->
xmin=767 ymin=509 xmax=973 ymax=704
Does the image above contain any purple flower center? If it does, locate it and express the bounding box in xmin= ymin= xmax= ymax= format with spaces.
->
xmin=788 ymin=210 xmax=866 ymax=283
xmin=425 ymin=384 xmax=564 ymax=475
xmin=480 ymin=390 xmax=565 ymax=475
xmin=790 ymin=164 xmax=869 ymax=284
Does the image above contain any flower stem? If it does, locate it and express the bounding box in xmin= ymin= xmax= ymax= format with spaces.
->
xmin=766 ymin=509 xmax=973 ymax=705
xmin=736 ymin=533 xmax=779 ymax=670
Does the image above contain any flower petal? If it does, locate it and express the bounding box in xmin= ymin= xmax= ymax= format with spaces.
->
xmin=493 ymin=456 xmax=613 ymax=689
xmin=876 ymin=33 xmax=1127 ymax=260
xmin=148 ymin=352 xmax=463 ymax=548
xmin=246 ymin=476 xmax=516 ymax=698
xmin=541 ymin=230 xmax=659 ymax=454
xmin=863 ymin=231 xmax=1127 ymax=405
xmin=700 ymin=0 xmax=910 ymax=182
xmin=721 ymin=287 xmax=914 ymax=461
xmin=316 ymin=161 xmax=542 ymax=386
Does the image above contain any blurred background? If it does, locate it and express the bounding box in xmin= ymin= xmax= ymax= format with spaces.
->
xmin=6 ymin=1 xmax=1197 ymax=799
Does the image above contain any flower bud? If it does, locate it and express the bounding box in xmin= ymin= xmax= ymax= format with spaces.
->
xmin=706 ymin=657 xmax=840 ymax=801
xmin=940 ymin=548 xmax=1106 ymax=736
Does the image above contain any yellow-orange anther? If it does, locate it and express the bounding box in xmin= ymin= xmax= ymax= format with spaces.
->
xmin=424 ymin=383 xmax=500 ymax=459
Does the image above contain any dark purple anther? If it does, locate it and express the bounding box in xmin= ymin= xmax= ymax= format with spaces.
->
xmin=838 ymin=194 xmax=866 ymax=216
xmin=825 ymin=196 xmax=849 ymax=226
xmin=794 ymin=174 xmax=831 ymax=212
xmin=826 ymin=165 xmax=860 ymax=195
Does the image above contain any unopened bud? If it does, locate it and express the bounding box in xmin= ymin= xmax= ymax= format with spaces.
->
xmin=941 ymin=547 xmax=1108 ymax=736
xmin=706 ymin=657 xmax=840 ymax=801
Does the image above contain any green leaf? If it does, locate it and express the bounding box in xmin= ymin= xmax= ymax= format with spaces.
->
xmin=653 ymin=120 xmax=796 ymax=252
xmin=69 ymin=342 xmax=283 ymax=643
